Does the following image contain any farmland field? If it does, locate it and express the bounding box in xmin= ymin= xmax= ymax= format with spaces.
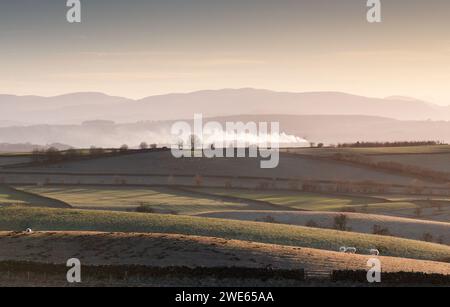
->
xmin=6 ymin=151 xmax=433 ymax=186
xmin=188 ymin=188 xmax=384 ymax=211
xmin=1 ymin=147 xmax=450 ymax=287
xmin=198 ymin=211 xmax=450 ymax=244
xmin=13 ymin=185 xmax=257 ymax=214
xmin=0 ymin=185 xmax=70 ymax=208
xmin=187 ymin=188 xmax=450 ymax=221
xmin=1 ymin=231 xmax=449 ymax=276
xmin=370 ymin=153 xmax=450 ymax=173
xmin=0 ymin=206 xmax=449 ymax=262
xmin=0 ymin=156 xmax=31 ymax=167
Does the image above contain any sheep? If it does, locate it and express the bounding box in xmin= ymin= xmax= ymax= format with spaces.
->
xmin=25 ymin=228 xmax=33 ymax=234
xmin=339 ymin=247 xmax=347 ymax=253
xmin=345 ymin=247 xmax=357 ymax=254
xmin=370 ymin=249 xmax=380 ymax=256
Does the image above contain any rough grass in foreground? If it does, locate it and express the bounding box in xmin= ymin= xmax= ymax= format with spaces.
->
xmin=0 ymin=206 xmax=449 ymax=262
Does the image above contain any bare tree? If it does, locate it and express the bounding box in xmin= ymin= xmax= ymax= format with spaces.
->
xmin=334 ymin=214 xmax=348 ymax=231
xmin=139 ymin=142 xmax=149 ymax=150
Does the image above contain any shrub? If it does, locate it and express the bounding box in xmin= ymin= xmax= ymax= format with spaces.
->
xmin=135 ymin=204 xmax=155 ymax=213
xmin=423 ymin=233 xmax=434 ymax=243
xmin=305 ymin=220 xmax=319 ymax=228
xmin=334 ymin=214 xmax=348 ymax=231
xmin=258 ymin=216 xmax=277 ymax=224
xmin=373 ymin=224 xmax=391 ymax=236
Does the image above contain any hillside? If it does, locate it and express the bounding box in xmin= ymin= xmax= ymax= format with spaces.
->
xmin=198 ymin=211 xmax=450 ymax=244
xmin=0 ymin=206 xmax=449 ymax=262
xmin=5 ymin=150 xmax=435 ymax=186
xmin=1 ymin=231 xmax=449 ymax=275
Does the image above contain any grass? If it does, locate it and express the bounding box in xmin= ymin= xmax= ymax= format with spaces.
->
xmin=14 ymin=185 xmax=249 ymax=214
xmin=0 ymin=185 xmax=70 ymax=208
xmin=0 ymin=206 xmax=449 ymax=262
xmin=189 ymin=188 xmax=450 ymax=219
xmin=190 ymin=188 xmax=384 ymax=211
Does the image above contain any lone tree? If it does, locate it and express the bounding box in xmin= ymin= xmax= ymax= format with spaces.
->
xmin=45 ymin=147 xmax=63 ymax=163
xmin=334 ymin=214 xmax=348 ymax=231
xmin=119 ymin=144 xmax=129 ymax=152
xmin=139 ymin=142 xmax=149 ymax=150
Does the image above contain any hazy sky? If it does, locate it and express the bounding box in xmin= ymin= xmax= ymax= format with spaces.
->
xmin=1 ymin=0 xmax=449 ymax=105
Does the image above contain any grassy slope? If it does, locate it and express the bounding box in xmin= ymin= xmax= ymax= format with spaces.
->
xmin=198 ymin=210 xmax=450 ymax=244
xmin=189 ymin=188 xmax=450 ymax=222
xmin=0 ymin=185 xmax=70 ymax=208
xmin=0 ymin=206 xmax=449 ymax=262
xmin=1 ymin=231 xmax=449 ymax=275
xmin=15 ymin=185 xmax=253 ymax=214
xmin=189 ymin=188 xmax=401 ymax=211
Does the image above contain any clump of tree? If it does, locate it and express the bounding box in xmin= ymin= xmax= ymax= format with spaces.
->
xmin=305 ymin=220 xmax=319 ymax=228
xmin=337 ymin=141 xmax=445 ymax=148
xmin=334 ymin=214 xmax=349 ymax=231
xmin=257 ymin=215 xmax=277 ymax=224
xmin=139 ymin=142 xmax=149 ymax=150
xmin=372 ymin=225 xmax=391 ymax=236
xmin=89 ymin=146 xmax=105 ymax=156
xmin=422 ymin=233 xmax=434 ymax=243
xmin=135 ymin=203 xmax=155 ymax=213
xmin=31 ymin=147 xmax=72 ymax=163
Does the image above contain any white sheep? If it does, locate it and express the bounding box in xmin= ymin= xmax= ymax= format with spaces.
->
xmin=370 ymin=249 xmax=380 ymax=256
xmin=339 ymin=247 xmax=347 ymax=253
xmin=25 ymin=228 xmax=33 ymax=234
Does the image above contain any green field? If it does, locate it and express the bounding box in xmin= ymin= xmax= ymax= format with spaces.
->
xmin=0 ymin=185 xmax=70 ymax=208
xmin=189 ymin=188 xmax=390 ymax=211
xmin=14 ymin=186 xmax=252 ymax=215
xmin=189 ymin=188 xmax=450 ymax=217
xmin=0 ymin=206 xmax=449 ymax=262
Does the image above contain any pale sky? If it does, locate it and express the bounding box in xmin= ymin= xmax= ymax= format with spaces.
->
xmin=1 ymin=0 xmax=449 ymax=105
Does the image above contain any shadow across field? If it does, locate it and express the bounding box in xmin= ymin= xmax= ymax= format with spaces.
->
xmin=0 ymin=185 xmax=71 ymax=209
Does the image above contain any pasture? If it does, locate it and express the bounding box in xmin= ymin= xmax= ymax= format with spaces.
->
xmin=7 ymin=150 xmax=429 ymax=186
xmin=14 ymin=185 xmax=255 ymax=215
xmin=0 ymin=185 xmax=70 ymax=208
xmin=198 ymin=211 xmax=450 ymax=244
xmin=189 ymin=188 xmax=450 ymax=222
xmin=0 ymin=206 xmax=449 ymax=262
xmin=370 ymin=153 xmax=450 ymax=173
xmin=1 ymin=231 xmax=449 ymax=276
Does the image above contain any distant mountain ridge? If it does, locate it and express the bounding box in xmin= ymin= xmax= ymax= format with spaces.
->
xmin=1 ymin=89 xmax=449 ymax=125
xmin=0 ymin=115 xmax=449 ymax=148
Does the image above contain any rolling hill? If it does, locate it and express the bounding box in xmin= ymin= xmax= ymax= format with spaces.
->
xmin=198 ymin=211 xmax=450 ymax=244
xmin=1 ymin=231 xmax=449 ymax=276
xmin=1 ymin=89 xmax=449 ymax=125
xmin=0 ymin=206 xmax=449 ymax=262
